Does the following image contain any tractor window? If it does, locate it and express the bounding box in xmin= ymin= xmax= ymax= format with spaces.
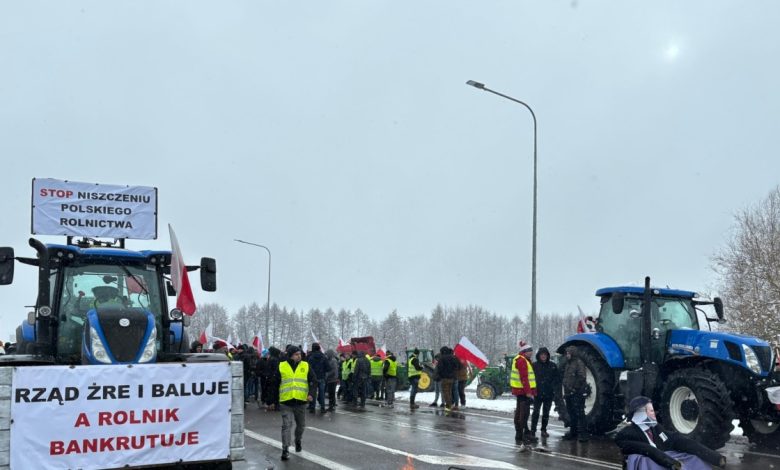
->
xmin=652 ymin=298 xmax=697 ymax=330
xmin=598 ymin=296 xmax=642 ymax=369
xmin=56 ymin=264 xmax=163 ymax=362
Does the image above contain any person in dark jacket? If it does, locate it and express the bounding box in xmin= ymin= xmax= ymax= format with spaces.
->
xmin=275 ymin=345 xmax=316 ymax=461
xmin=241 ymin=345 xmax=259 ymax=404
xmin=353 ymin=352 xmax=371 ymax=408
xmin=264 ymin=346 xmax=282 ymax=411
xmin=562 ymin=345 xmax=588 ymax=441
xmin=434 ymin=346 xmax=461 ymax=410
xmin=615 ymin=396 xmax=726 ymax=470
xmin=189 ymin=340 xmax=203 ymax=353
xmin=325 ymin=349 xmax=339 ymax=411
xmin=306 ymin=343 xmax=331 ymax=413
xmin=530 ymin=347 xmax=559 ymax=438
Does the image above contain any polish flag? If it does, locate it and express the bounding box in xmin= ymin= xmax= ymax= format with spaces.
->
xmin=252 ymin=331 xmax=263 ymax=352
xmin=338 ymin=337 xmax=347 ymax=348
xmin=577 ymin=306 xmax=596 ymax=334
xmin=227 ymin=333 xmax=234 ymax=349
xmin=168 ymin=225 xmax=196 ymax=315
xmin=376 ymin=343 xmax=386 ymax=359
xmin=199 ymin=322 xmax=213 ymax=346
xmin=453 ymin=336 xmax=489 ymax=370
xmin=311 ymin=330 xmax=319 ymax=345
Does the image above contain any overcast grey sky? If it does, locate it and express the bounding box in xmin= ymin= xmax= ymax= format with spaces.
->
xmin=2 ymin=1 xmax=779 ymax=342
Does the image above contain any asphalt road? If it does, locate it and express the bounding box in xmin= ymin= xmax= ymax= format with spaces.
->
xmin=237 ymin=399 xmax=780 ymax=470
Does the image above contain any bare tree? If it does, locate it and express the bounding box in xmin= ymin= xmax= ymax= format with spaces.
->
xmin=713 ymin=186 xmax=780 ymax=341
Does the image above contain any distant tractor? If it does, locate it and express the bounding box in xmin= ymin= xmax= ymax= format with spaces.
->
xmin=557 ymin=277 xmax=780 ymax=450
xmin=475 ymin=355 xmax=514 ymax=400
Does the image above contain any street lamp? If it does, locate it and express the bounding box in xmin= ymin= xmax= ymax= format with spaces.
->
xmin=235 ymin=239 xmax=272 ymax=344
xmin=466 ymin=79 xmax=539 ymax=348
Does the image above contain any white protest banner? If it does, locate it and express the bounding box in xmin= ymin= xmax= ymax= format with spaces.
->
xmin=10 ymin=362 xmax=231 ymax=470
xmin=32 ymin=178 xmax=158 ymax=239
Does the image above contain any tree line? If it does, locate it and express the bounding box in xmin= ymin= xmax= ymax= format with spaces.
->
xmin=186 ymin=303 xmax=579 ymax=364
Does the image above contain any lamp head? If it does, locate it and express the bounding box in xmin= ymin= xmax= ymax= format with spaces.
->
xmin=466 ymin=80 xmax=486 ymax=89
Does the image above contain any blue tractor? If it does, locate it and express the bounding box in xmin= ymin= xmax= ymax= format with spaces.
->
xmin=0 ymin=237 xmax=220 ymax=365
xmin=558 ymin=277 xmax=780 ymax=450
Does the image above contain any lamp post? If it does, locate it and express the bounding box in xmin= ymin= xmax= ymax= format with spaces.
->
xmin=466 ymin=79 xmax=538 ymax=348
xmin=235 ymin=239 xmax=272 ymax=344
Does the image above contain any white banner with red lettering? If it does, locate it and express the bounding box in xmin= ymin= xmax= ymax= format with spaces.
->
xmin=32 ymin=178 xmax=158 ymax=239
xmin=10 ymin=362 xmax=231 ymax=469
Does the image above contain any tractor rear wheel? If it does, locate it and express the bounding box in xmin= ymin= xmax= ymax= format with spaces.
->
xmin=477 ymin=383 xmax=496 ymax=400
xmin=577 ymin=346 xmax=619 ymax=434
xmin=658 ymin=368 xmax=733 ymax=449
xmin=417 ymin=371 xmax=433 ymax=392
xmin=740 ymin=417 xmax=780 ymax=451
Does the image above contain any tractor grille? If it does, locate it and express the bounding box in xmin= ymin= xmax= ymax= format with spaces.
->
xmin=96 ymin=307 xmax=148 ymax=362
xmin=754 ymin=345 xmax=773 ymax=373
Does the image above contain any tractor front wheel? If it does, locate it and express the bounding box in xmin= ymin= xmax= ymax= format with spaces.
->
xmin=658 ymin=368 xmax=733 ymax=450
xmin=417 ymin=371 xmax=433 ymax=392
xmin=477 ymin=383 xmax=496 ymax=400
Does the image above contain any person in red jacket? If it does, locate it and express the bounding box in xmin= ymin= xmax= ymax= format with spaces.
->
xmin=511 ymin=341 xmax=537 ymax=451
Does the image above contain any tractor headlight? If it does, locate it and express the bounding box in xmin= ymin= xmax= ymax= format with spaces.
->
xmin=139 ymin=326 xmax=157 ymax=363
xmin=743 ymin=344 xmax=762 ymax=374
xmin=89 ymin=326 xmax=112 ymax=364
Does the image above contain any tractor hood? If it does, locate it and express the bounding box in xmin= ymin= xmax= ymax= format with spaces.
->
xmin=668 ymin=329 xmax=774 ymax=377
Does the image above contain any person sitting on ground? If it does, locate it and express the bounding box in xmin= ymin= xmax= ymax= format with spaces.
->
xmin=615 ymin=396 xmax=726 ymax=470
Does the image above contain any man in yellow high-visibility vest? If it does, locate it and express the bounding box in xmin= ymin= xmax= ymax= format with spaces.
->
xmin=407 ymin=348 xmax=423 ymax=409
xmin=511 ymin=341 xmax=537 ymax=452
xmin=380 ymin=351 xmax=398 ymax=408
xmin=276 ymin=345 xmax=316 ymax=461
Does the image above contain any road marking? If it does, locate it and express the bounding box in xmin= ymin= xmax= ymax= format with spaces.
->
xmin=244 ymin=429 xmax=356 ymax=470
xmin=337 ymin=409 xmax=622 ymax=469
xmin=308 ymin=425 xmax=528 ymax=470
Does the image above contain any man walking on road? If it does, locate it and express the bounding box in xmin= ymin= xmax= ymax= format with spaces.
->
xmin=407 ymin=348 xmax=423 ymax=409
xmin=562 ymin=345 xmax=589 ymax=442
xmin=381 ymin=351 xmax=398 ymax=408
xmin=511 ymin=341 xmax=537 ymax=451
xmin=276 ymin=345 xmax=316 ymax=461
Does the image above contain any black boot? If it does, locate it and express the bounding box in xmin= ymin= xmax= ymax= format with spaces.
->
xmin=295 ymin=440 xmax=302 ymax=452
xmin=281 ymin=448 xmax=290 ymax=460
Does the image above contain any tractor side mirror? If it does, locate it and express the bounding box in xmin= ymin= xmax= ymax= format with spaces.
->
xmin=27 ymin=311 xmax=35 ymax=325
xmin=200 ymin=257 xmax=217 ymax=292
xmin=713 ymin=297 xmax=724 ymax=321
xmin=0 ymin=247 xmax=14 ymax=285
xmin=612 ymin=292 xmax=625 ymax=314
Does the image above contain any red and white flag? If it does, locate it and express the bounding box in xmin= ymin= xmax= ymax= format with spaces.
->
xmin=199 ymin=322 xmax=213 ymax=346
xmin=252 ymin=331 xmax=264 ymax=352
xmin=168 ymin=225 xmax=196 ymax=315
xmin=376 ymin=343 xmax=387 ymax=359
xmin=577 ymin=305 xmax=596 ymax=334
xmin=338 ymin=337 xmax=347 ymax=348
xmin=453 ymin=336 xmax=489 ymax=370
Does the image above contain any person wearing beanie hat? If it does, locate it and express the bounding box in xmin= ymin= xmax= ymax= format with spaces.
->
xmin=306 ymin=342 xmax=331 ymax=414
xmin=615 ymin=396 xmax=726 ymax=470
xmin=561 ymin=345 xmax=588 ymax=442
xmin=511 ymin=340 xmax=537 ymax=450
xmin=274 ymin=345 xmax=316 ymax=461
xmin=407 ymin=348 xmax=424 ymax=409
xmin=530 ymin=347 xmax=559 ymax=439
